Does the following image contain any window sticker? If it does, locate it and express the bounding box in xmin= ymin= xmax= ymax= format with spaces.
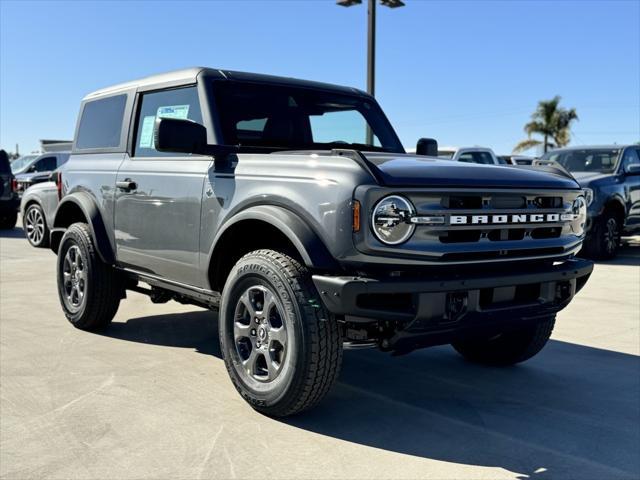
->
xmin=157 ymin=104 xmax=190 ymax=119
xmin=139 ymin=115 xmax=156 ymax=148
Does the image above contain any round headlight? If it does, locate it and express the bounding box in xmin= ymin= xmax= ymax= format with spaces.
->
xmin=572 ymin=195 xmax=587 ymax=234
xmin=371 ymin=195 xmax=415 ymax=245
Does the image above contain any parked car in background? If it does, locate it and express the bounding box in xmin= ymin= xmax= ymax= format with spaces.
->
xmin=13 ymin=152 xmax=69 ymax=196
xmin=0 ymin=150 xmax=20 ymax=229
xmin=9 ymin=154 xmax=38 ymax=173
xmin=499 ymin=155 xmax=536 ymax=166
xmin=540 ymin=145 xmax=640 ymax=259
xmin=437 ymin=147 xmax=501 ymax=165
xmin=20 ymin=177 xmax=60 ymax=247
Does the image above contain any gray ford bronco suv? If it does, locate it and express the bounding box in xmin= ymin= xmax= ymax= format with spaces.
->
xmin=53 ymin=68 xmax=593 ymax=416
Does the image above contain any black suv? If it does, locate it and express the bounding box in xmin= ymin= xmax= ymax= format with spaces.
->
xmin=0 ymin=150 xmax=19 ymax=229
xmin=540 ymin=145 xmax=640 ymax=258
xmin=52 ymin=68 xmax=593 ymax=416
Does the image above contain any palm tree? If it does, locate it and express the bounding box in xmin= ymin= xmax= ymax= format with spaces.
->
xmin=514 ymin=96 xmax=578 ymax=153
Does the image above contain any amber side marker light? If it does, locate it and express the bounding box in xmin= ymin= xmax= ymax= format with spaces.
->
xmin=353 ymin=200 xmax=361 ymax=232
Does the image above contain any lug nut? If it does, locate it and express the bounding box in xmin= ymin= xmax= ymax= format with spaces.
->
xmin=251 ymin=329 xmax=256 ymax=336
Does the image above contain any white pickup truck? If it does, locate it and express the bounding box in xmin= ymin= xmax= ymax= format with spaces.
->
xmin=436 ymin=146 xmax=502 ymax=165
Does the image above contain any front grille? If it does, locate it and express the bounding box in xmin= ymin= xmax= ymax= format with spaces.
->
xmin=402 ymin=188 xmax=580 ymax=263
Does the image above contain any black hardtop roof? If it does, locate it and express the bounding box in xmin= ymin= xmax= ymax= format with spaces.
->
xmin=83 ymin=67 xmax=367 ymax=100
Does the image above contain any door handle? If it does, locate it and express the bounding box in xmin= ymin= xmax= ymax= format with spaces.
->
xmin=116 ymin=179 xmax=137 ymax=191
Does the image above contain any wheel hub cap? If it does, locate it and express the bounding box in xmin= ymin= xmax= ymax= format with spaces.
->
xmin=62 ymin=245 xmax=86 ymax=311
xmin=233 ymin=285 xmax=287 ymax=383
xmin=25 ymin=207 xmax=45 ymax=244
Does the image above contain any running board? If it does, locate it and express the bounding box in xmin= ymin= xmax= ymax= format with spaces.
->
xmin=120 ymin=268 xmax=221 ymax=309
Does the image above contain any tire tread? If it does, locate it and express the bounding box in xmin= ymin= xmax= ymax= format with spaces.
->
xmin=222 ymin=249 xmax=342 ymax=417
xmin=57 ymin=223 xmax=121 ymax=330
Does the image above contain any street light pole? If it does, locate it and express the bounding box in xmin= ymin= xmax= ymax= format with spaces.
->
xmin=337 ymin=0 xmax=404 ymax=144
xmin=367 ymin=0 xmax=376 ymax=98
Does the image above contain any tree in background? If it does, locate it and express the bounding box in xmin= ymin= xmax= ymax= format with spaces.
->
xmin=514 ymin=96 xmax=578 ymax=154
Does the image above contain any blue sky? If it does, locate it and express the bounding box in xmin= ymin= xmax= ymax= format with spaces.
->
xmin=1 ymin=0 xmax=638 ymax=155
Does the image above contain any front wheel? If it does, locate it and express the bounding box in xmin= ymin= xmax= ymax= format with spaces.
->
xmin=219 ymin=249 xmax=342 ymax=417
xmin=582 ymin=211 xmax=619 ymax=259
xmin=451 ymin=316 xmax=555 ymax=366
xmin=56 ymin=223 xmax=122 ymax=331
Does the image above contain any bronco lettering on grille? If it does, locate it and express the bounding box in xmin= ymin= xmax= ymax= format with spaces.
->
xmin=450 ymin=213 xmax=562 ymax=225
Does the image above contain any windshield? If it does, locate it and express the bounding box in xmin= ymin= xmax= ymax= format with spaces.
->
xmin=10 ymin=155 xmax=37 ymax=173
xmin=541 ymin=148 xmax=621 ymax=173
xmin=213 ymin=82 xmax=404 ymax=153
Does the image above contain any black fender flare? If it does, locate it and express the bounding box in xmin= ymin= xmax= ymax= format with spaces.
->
xmin=210 ymin=205 xmax=338 ymax=271
xmin=51 ymin=192 xmax=115 ymax=264
xmin=605 ymin=193 xmax=627 ymax=215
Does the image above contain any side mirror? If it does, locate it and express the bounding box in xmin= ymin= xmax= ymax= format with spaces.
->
xmin=48 ymin=171 xmax=57 ymax=182
xmin=416 ymin=138 xmax=438 ymax=157
xmin=625 ymin=164 xmax=640 ymax=175
xmin=27 ymin=165 xmax=37 ymax=173
xmin=154 ymin=117 xmax=238 ymax=165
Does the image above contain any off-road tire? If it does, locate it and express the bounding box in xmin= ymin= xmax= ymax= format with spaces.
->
xmin=0 ymin=211 xmax=17 ymax=229
xmin=582 ymin=210 xmax=619 ymax=260
xmin=219 ymin=249 xmax=342 ymax=417
xmin=452 ymin=316 xmax=555 ymax=366
xmin=24 ymin=203 xmax=49 ymax=248
xmin=56 ymin=222 xmax=122 ymax=331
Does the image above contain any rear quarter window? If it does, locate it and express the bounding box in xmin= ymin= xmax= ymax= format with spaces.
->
xmin=75 ymin=94 xmax=127 ymax=149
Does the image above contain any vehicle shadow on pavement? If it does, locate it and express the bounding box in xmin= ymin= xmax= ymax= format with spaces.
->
xmin=99 ymin=310 xmax=639 ymax=479
xmin=102 ymin=310 xmax=222 ymax=358
xmin=591 ymin=243 xmax=640 ymax=267
xmin=291 ymin=342 xmax=640 ymax=479
xmin=0 ymin=227 xmax=25 ymax=239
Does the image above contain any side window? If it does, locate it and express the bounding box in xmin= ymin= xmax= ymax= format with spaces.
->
xmin=134 ymin=86 xmax=202 ymax=157
xmin=33 ymin=156 xmax=56 ymax=172
xmin=76 ymin=94 xmax=127 ymax=149
xmin=458 ymin=152 xmax=474 ymax=163
xmin=621 ymin=148 xmax=640 ymax=171
xmin=476 ymin=152 xmax=495 ymax=164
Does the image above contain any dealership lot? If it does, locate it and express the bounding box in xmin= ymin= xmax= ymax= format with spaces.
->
xmin=1 ymin=226 xmax=638 ymax=480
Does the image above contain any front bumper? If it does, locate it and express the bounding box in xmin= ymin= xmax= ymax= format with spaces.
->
xmin=313 ymin=258 xmax=593 ymax=337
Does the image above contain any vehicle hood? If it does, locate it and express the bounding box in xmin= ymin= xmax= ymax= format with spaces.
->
xmin=363 ymin=153 xmax=580 ymax=189
xmin=569 ymin=171 xmax=612 ymax=187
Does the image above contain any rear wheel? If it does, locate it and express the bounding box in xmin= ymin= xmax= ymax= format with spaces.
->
xmin=0 ymin=211 xmax=17 ymax=229
xmin=219 ymin=249 xmax=342 ymax=417
xmin=56 ymin=223 xmax=122 ymax=331
xmin=452 ymin=316 xmax=555 ymax=366
xmin=24 ymin=203 xmax=49 ymax=247
xmin=582 ymin=211 xmax=620 ymax=259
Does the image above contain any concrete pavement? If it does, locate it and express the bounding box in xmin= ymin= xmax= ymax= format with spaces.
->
xmin=1 ymin=225 xmax=638 ymax=479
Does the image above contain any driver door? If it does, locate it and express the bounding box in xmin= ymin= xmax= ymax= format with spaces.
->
xmin=114 ymin=86 xmax=212 ymax=286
